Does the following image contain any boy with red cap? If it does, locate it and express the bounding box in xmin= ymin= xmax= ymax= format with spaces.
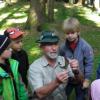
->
xmin=4 ymin=28 xmax=29 ymax=88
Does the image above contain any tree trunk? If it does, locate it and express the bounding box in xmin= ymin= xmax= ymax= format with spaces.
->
xmin=32 ymin=0 xmax=47 ymax=24
xmin=47 ymin=0 xmax=54 ymax=22
xmin=26 ymin=0 xmax=55 ymax=33
xmin=77 ymin=0 xmax=85 ymax=5
xmin=69 ymin=0 xmax=75 ymax=4
xmin=94 ymin=0 xmax=100 ymax=10
xmin=41 ymin=0 xmax=47 ymax=15
xmin=25 ymin=0 xmax=47 ymax=32
xmin=25 ymin=1 xmax=37 ymax=30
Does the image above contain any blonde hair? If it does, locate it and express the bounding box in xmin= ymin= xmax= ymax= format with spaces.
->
xmin=63 ymin=17 xmax=80 ymax=33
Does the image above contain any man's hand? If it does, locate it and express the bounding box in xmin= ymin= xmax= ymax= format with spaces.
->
xmin=82 ymin=79 xmax=90 ymax=89
xmin=35 ymin=70 xmax=68 ymax=99
xmin=56 ymin=70 xmax=68 ymax=84
xmin=69 ymin=59 xmax=79 ymax=70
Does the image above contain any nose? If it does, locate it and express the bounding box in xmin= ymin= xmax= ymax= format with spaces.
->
xmin=51 ymin=44 xmax=58 ymax=51
xmin=67 ymin=33 xmax=73 ymax=37
xmin=19 ymin=42 xmax=23 ymax=47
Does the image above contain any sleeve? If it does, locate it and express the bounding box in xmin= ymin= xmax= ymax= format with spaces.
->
xmin=24 ymin=51 xmax=29 ymax=70
xmin=28 ymin=64 xmax=43 ymax=93
xmin=83 ymin=44 xmax=94 ymax=80
xmin=18 ymin=73 xmax=28 ymax=100
xmin=22 ymin=50 xmax=29 ymax=70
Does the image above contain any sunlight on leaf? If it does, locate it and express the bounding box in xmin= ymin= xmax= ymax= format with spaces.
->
xmin=13 ymin=13 xmax=26 ymax=17
xmin=0 ymin=2 xmax=6 ymax=9
xmin=7 ymin=17 xmax=27 ymax=24
xmin=85 ymin=14 xmax=100 ymax=27
xmin=0 ymin=13 xmax=11 ymax=21
xmin=54 ymin=8 xmax=58 ymax=12
xmin=0 ymin=30 xmax=4 ymax=35
xmin=23 ymin=4 xmax=30 ymax=9
xmin=29 ymin=47 xmax=41 ymax=56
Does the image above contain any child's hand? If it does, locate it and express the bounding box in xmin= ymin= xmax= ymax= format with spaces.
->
xmin=82 ymin=79 xmax=90 ymax=89
xmin=69 ymin=59 xmax=79 ymax=70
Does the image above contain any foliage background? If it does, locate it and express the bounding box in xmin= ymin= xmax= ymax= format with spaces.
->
xmin=0 ymin=1 xmax=100 ymax=98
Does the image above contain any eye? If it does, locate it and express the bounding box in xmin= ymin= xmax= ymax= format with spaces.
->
xmin=66 ymin=32 xmax=75 ymax=35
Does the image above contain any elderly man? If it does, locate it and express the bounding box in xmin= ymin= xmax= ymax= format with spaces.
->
xmin=28 ymin=31 xmax=78 ymax=100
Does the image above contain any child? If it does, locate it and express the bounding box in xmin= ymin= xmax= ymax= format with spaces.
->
xmin=4 ymin=28 xmax=29 ymax=88
xmin=59 ymin=17 xmax=94 ymax=100
xmin=0 ymin=35 xmax=28 ymax=100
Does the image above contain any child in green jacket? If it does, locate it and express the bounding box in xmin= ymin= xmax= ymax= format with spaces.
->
xmin=0 ymin=35 xmax=28 ymax=100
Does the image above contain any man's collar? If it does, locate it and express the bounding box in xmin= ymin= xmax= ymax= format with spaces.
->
xmin=41 ymin=56 xmax=49 ymax=67
xmin=41 ymin=56 xmax=65 ymax=68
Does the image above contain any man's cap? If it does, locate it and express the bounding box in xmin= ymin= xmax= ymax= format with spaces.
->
xmin=0 ymin=35 xmax=11 ymax=55
xmin=4 ymin=28 xmax=24 ymax=39
xmin=36 ymin=31 xmax=59 ymax=43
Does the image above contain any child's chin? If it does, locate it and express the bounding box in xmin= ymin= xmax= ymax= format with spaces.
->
xmin=68 ymin=39 xmax=75 ymax=42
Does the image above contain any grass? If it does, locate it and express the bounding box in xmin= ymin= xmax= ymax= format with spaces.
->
xmin=0 ymin=1 xmax=29 ymax=29
xmin=0 ymin=1 xmax=100 ymax=99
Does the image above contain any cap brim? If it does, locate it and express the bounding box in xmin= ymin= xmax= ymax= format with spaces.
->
xmin=9 ymin=31 xmax=23 ymax=39
xmin=36 ymin=38 xmax=59 ymax=43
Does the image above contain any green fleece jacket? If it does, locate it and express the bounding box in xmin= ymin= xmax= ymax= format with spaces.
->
xmin=0 ymin=59 xmax=28 ymax=100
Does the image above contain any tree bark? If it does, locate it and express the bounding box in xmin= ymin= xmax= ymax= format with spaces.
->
xmin=47 ymin=0 xmax=54 ymax=22
xmin=94 ymin=0 xmax=100 ymax=11
xmin=77 ymin=0 xmax=85 ymax=5
xmin=25 ymin=0 xmax=47 ymax=32
xmin=26 ymin=0 xmax=55 ymax=33
xmin=32 ymin=0 xmax=47 ymax=24
xmin=69 ymin=0 xmax=75 ymax=4
xmin=41 ymin=0 xmax=47 ymax=15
